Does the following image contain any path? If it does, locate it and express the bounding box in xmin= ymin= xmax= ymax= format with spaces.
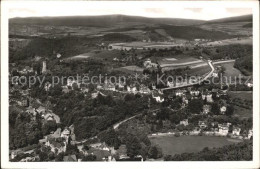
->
xmin=161 ymin=60 xmax=214 ymax=91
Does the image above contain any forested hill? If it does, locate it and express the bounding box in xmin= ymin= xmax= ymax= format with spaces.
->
xmin=9 ymin=14 xmax=205 ymax=27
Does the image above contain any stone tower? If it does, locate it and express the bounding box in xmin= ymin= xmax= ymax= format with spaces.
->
xmin=42 ymin=61 xmax=47 ymax=74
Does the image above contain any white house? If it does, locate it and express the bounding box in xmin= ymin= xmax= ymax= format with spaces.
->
xmin=218 ymin=123 xmax=230 ymax=136
xmin=180 ymin=119 xmax=189 ymax=126
xmin=220 ymin=106 xmax=227 ymax=114
xmin=232 ymin=127 xmax=241 ymax=136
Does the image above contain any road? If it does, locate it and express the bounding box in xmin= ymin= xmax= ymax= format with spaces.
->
xmin=161 ymin=60 xmax=215 ymax=91
xmin=113 ymin=114 xmax=141 ymax=130
xmin=75 ymin=113 xmax=142 ymax=145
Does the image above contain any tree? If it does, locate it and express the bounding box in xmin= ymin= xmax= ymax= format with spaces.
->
xmin=211 ymin=102 xmax=220 ymax=115
xmin=42 ymin=120 xmax=57 ymax=135
xmin=226 ymin=105 xmax=234 ymax=116
xmin=188 ymin=100 xmax=203 ymax=114
xmin=148 ymin=146 xmax=159 ymax=159
xmin=126 ymin=135 xmax=142 ymax=158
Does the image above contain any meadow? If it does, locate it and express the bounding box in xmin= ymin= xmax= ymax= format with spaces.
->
xmin=150 ymin=135 xmax=242 ymax=156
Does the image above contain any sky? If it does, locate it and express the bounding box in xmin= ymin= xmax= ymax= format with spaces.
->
xmin=7 ymin=1 xmax=253 ymax=21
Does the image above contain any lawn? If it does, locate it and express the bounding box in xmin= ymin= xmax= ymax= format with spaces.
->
xmin=228 ymin=91 xmax=253 ymax=119
xmin=149 ymin=135 xmax=242 ymax=156
xmin=214 ymin=62 xmax=242 ymax=77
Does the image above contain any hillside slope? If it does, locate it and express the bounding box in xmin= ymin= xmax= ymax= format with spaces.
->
xmin=9 ymin=14 xmax=205 ymax=27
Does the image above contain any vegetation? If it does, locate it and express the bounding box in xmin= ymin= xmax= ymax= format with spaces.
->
xmin=164 ymin=140 xmax=252 ymax=161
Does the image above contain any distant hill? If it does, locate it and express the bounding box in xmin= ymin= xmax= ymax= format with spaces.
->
xmin=159 ymin=24 xmax=234 ymax=40
xmin=206 ymin=14 xmax=252 ymax=24
xmin=9 ymin=14 xmax=205 ymax=27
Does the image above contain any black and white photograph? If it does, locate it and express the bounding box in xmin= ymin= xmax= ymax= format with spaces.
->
xmin=1 ymin=1 xmax=259 ymax=169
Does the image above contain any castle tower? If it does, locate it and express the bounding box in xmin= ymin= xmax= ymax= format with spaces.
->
xmin=42 ymin=61 xmax=47 ymax=74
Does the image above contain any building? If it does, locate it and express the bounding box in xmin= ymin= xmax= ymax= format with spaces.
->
xmin=218 ymin=123 xmax=231 ymax=136
xmin=220 ymin=106 xmax=227 ymax=114
xmin=175 ymin=90 xmax=186 ymax=97
xmin=167 ymin=81 xmax=174 ymax=87
xmin=18 ymin=98 xmax=29 ymax=107
xmin=152 ymin=91 xmax=164 ymax=103
xmin=190 ymin=90 xmax=200 ymax=96
xmin=203 ymin=105 xmax=211 ymax=114
xmin=143 ymin=59 xmax=158 ymax=69
xmin=44 ymin=113 xmax=54 ymax=121
xmin=202 ymin=92 xmax=213 ymax=102
xmin=61 ymin=127 xmax=71 ymax=143
xmin=198 ymin=121 xmax=207 ymax=129
xmin=103 ymin=83 xmax=116 ymax=91
xmin=180 ymin=119 xmax=189 ymax=126
xmin=127 ymin=85 xmax=137 ymax=93
xmin=248 ymin=129 xmax=253 ymax=139
xmin=44 ymin=82 xmax=52 ymax=91
xmin=139 ymin=85 xmax=151 ymax=94
xmin=42 ymin=61 xmax=47 ymax=74
xmin=232 ymin=127 xmax=241 ymax=136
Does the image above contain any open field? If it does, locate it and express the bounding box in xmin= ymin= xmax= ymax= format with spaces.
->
xmin=233 ymin=105 xmax=252 ymax=119
xmin=186 ymin=65 xmax=211 ymax=76
xmin=228 ymin=91 xmax=253 ymax=119
xmin=228 ymin=91 xmax=253 ymax=102
xmin=109 ymin=41 xmax=185 ymax=50
xmin=150 ymin=135 xmax=242 ymax=156
xmin=116 ymin=65 xmax=144 ymax=73
xmin=205 ymin=37 xmax=252 ymax=46
xmin=214 ymin=62 xmax=242 ymax=77
xmin=198 ymin=22 xmax=252 ymax=36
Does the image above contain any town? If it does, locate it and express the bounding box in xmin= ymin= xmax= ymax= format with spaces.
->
xmin=8 ymin=13 xmax=253 ymax=162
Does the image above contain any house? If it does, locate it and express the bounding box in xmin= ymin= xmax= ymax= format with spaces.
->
xmin=203 ymin=105 xmax=211 ymax=114
xmin=152 ymin=91 xmax=164 ymax=103
xmin=218 ymin=123 xmax=230 ymax=136
xmin=127 ymin=85 xmax=137 ymax=93
xmin=198 ymin=121 xmax=207 ymax=129
xmin=167 ymin=81 xmax=174 ymax=87
xmin=212 ymin=72 xmax=218 ymax=77
xmin=248 ymin=129 xmax=253 ymax=139
xmin=175 ymin=90 xmax=186 ymax=97
xmin=182 ymin=96 xmax=189 ymax=105
xmin=220 ymin=106 xmax=227 ymax=114
xmin=180 ymin=119 xmax=189 ymax=126
xmin=37 ymin=106 xmax=46 ymax=114
xmin=190 ymin=90 xmax=200 ymax=96
xmin=26 ymin=107 xmax=37 ymax=116
xmin=232 ymin=127 xmax=241 ymax=136
xmin=246 ymin=82 xmax=253 ymax=88
xmin=44 ymin=113 xmax=54 ymax=121
xmin=46 ymin=137 xmax=67 ymax=154
xmin=63 ymin=155 xmax=77 ymax=162
xmin=92 ymin=91 xmax=106 ymax=98
xmin=103 ymin=83 xmax=116 ymax=91
xmin=139 ymin=85 xmax=151 ymax=94
xmin=44 ymin=82 xmax=52 ymax=91
xmin=10 ymin=150 xmax=23 ymax=159
xmin=97 ymin=84 xmax=103 ymax=90
xmin=143 ymin=59 xmax=157 ymax=68
xmin=80 ymin=86 xmax=89 ymax=93
xmin=87 ymin=147 xmax=111 ymax=161
xmin=61 ymin=127 xmax=71 ymax=143
xmin=18 ymin=98 xmax=29 ymax=107
xmin=202 ymin=92 xmax=213 ymax=102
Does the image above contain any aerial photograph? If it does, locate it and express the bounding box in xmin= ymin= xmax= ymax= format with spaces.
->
xmin=7 ymin=2 xmax=254 ymax=163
